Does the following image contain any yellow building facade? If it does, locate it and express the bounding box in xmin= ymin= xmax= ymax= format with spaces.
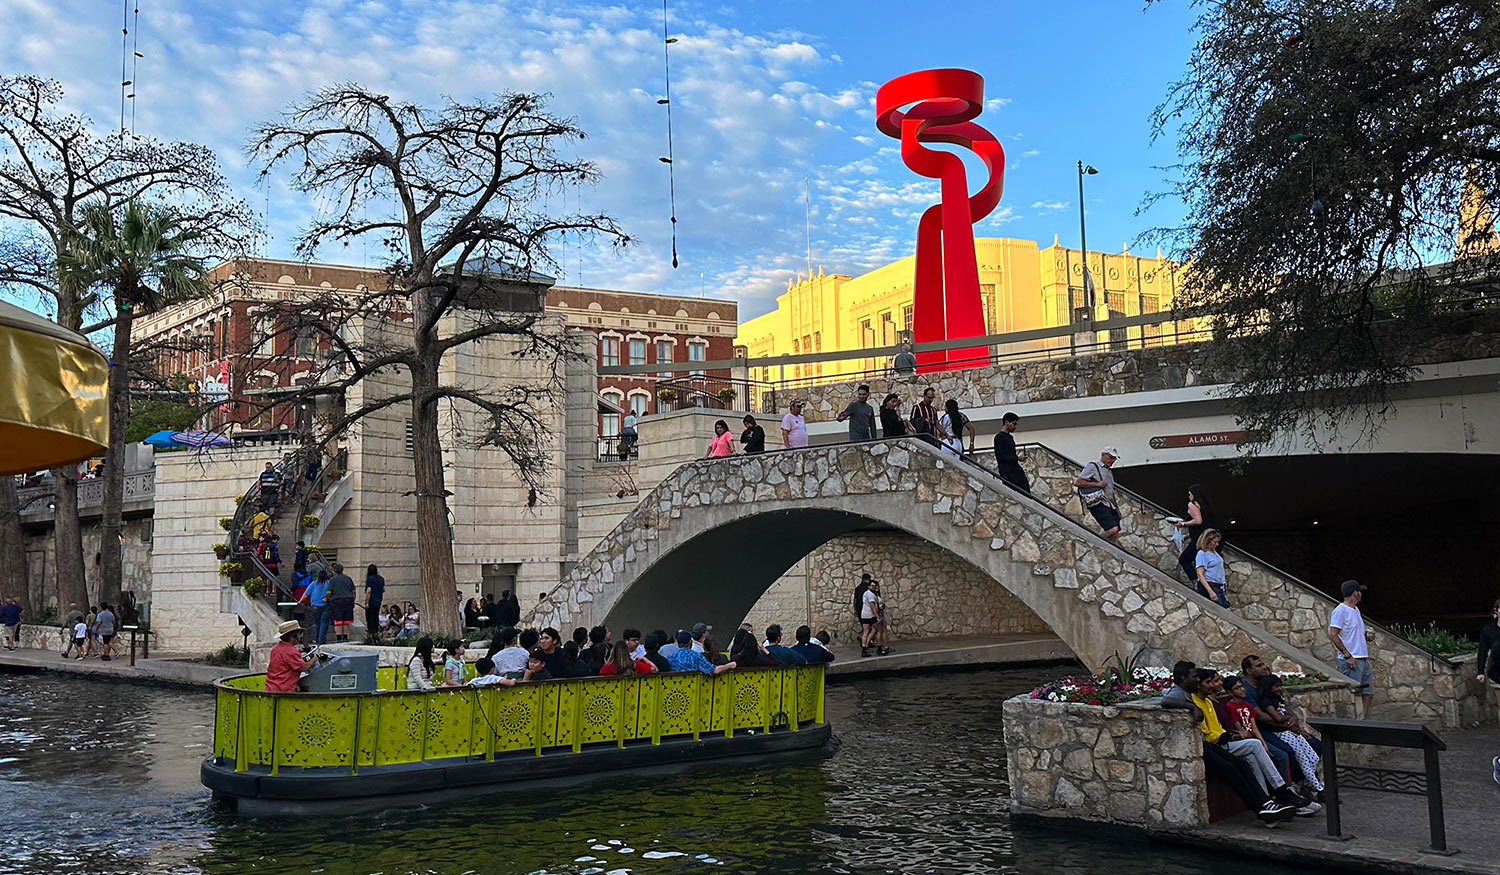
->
xmin=737 ymin=237 xmax=1186 ymax=382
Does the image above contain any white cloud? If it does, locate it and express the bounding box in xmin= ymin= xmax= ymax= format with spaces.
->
xmin=1031 ymin=200 xmax=1069 ymax=212
xmin=1022 ymin=149 xmax=1042 ymax=158
xmin=985 ymin=97 xmax=1011 ymax=112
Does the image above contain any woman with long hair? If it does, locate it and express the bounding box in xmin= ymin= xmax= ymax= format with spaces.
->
xmin=1256 ymin=674 xmax=1325 ymax=797
xmin=406 ymin=636 xmax=436 ymax=690
xmin=879 ymin=393 xmax=907 ymax=439
xmin=939 ymin=399 xmax=975 ymax=456
xmin=598 ymin=640 xmax=637 ymax=676
xmin=1194 ymin=529 xmax=1230 ymax=608
xmin=730 ymin=628 xmax=777 ymax=667
xmin=1174 ymin=484 xmax=1215 ymax=585
xmin=701 ymin=633 xmax=727 ymax=666
xmin=463 ymin=598 xmax=481 ymax=629
xmin=705 ymin=419 xmax=736 ymax=458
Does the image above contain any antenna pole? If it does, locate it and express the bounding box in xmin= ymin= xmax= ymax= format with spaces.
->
xmin=805 ymin=176 xmax=813 ymax=280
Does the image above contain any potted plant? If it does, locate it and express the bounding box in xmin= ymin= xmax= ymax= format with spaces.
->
xmin=656 ymin=388 xmax=678 ymax=404
xmin=716 ymin=387 xmax=737 ymax=403
xmin=241 ymin=577 xmax=267 ymax=599
xmin=212 ymin=543 xmax=230 ymax=560
xmin=218 ymin=517 xmax=233 ymax=531
xmin=301 ymin=513 xmax=321 ymax=530
xmin=218 ymin=560 xmax=244 ymax=580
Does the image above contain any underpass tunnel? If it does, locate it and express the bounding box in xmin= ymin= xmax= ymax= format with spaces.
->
xmin=602 ymin=508 xmax=877 ymax=637
xmin=1119 ymin=452 xmax=1500 ymax=633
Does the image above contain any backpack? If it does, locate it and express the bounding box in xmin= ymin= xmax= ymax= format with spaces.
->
xmin=1077 ymin=461 xmax=1110 ymax=507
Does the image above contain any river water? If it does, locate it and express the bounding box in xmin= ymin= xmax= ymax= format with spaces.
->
xmin=0 ymin=666 xmax=1310 ymax=875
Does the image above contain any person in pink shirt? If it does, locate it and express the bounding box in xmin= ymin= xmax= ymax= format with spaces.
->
xmin=705 ymin=419 xmax=736 ymax=458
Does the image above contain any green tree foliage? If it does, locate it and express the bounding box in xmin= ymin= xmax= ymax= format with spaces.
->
xmin=1150 ymin=0 xmax=1500 ymax=443
xmin=124 ymin=398 xmax=198 ymax=443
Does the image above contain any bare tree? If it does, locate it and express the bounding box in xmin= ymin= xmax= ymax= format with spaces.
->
xmin=0 ymin=76 xmax=242 ymax=611
xmin=0 ymin=477 xmax=27 ymax=614
xmin=249 ymin=85 xmax=627 ymax=638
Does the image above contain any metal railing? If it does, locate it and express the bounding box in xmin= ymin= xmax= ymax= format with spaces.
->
xmin=227 ymin=446 xmax=346 ymax=604
xmin=211 ymin=662 xmax=825 ymax=774
xmin=17 ymin=469 xmax=156 ymax=516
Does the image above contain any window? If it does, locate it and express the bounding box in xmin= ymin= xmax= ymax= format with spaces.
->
xmin=656 ymin=339 xmax=674 ymax=377
xmin=600 ymin=336 xmax=620 ymax=367
xmin=294 ymin=324 xmax=316 ymax=358
xmin=880 ymin=311 xmax=895 ymax=345
xmin=980 ymin=283 xmax=997 ymax=334
xmin=629 ymin=393 xmax=649 ymax=415
xmin=628 ymin=338 xmax=646 ymax=366
xmin=901 ymin=304 xmax=913 ymax=331
xmin=601 ymin=391 xmax=622 ymax=437
xmin=688 ymin=341 xmax=706 ymax=375
xmin=860 ymin=319 xmax=874 ymax=347
xmin=255 ymin=314 xmax=276 ymax=357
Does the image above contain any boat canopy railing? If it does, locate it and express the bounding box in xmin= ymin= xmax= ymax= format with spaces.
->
xmin=212 ymin=663 xmax=826 ymax=775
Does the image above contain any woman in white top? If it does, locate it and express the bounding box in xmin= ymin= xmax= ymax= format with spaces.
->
xmin=406 ymin=636 xmax=437 ymax=690
xmin=403 ymin=603 xmax=421 ymax=633
xmin=938 ymin=399 xmax=976 ymax=456
xmin=1194 ymin=529 xmax=1230 ymax=608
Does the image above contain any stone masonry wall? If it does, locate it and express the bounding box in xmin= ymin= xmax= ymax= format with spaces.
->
xmin=1018 ymin=444 xmax=1491 ymax=729
xmin=807 ymin=531 xmax=1051 ymax=645
xmin=1004 ymin=681 xmax=1363 ymax=829
xmin=1004 ymin=695 xmax=1208 ymax=828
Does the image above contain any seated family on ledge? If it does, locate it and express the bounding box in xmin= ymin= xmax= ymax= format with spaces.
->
xmin=1161 ymin=655 xmax=1326 ymax=826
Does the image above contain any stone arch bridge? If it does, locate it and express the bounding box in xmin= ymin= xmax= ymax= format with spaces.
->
xmin=528 ymin=438 xmax=1336 ymax=676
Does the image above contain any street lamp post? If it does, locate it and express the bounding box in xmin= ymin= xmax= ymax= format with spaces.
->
xmin=1077 ymin=161 xmax=1099 ymax=313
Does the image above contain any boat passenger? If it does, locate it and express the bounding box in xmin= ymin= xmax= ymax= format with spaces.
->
xmin=265 ymin=620 xmax=318 ymax=693
xmin=537 ymin=628 xmax=565 ymax=678
xmin=598 ymin=641 xmax=637 ymax=676
xmin=443 ymin=640 xmax=467 ymax=686
xmin=488 ymin=626 xmax=528 ymax=678
xmin=730 ymin=629 xmax=779 ymax=668
xmin=764 ymin=625 xmax=808 ymax=666
xmin=466 ymin=656 xmax=517 ymax=687
xmin=522 ymin=648 xmax=553 ymax=682
xmin=702 ymin=634 xmax=727 ymax=666
xmin=640 ymin=631 xmax=671 ymax=673
xmin=667 ymin=630 xmax=736 ymax=675
xmin=407 ymin=637 xmax=437 ymax=690
xmin=790 ymin=625 xmax=835 ymax=664
xmin=624 ymin=628 xmax=644 ymax=660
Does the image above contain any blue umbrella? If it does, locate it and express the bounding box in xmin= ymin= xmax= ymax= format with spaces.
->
xmin=143 ymin=430 xmax=178 ymax=448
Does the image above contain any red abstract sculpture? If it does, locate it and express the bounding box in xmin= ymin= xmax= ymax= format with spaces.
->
xmin=876 ymin=69 xmax=1004 ymax=372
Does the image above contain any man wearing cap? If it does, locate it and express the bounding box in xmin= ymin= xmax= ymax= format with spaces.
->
xmin=781 ymin=401 xmax=808 ymax=449
xmin=690 ymin=622 xmax=711 ymax=653
xmin=1329 ymin=580 xmax=1376 ymax=718
xmin=1075 ymin=446 xmax=1122 ymax=545
xmin=265 ymin=621 xmax=318 ymax=693
xmin=667 ymin=630 xmax=735 ymax=675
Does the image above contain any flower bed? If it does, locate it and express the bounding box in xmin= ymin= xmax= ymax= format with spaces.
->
xmin=1029 ymin=667 xmax=1327 ymax=706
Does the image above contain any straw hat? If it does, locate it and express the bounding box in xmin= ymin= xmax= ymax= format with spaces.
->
xmin=276 ymin=620 xmax=302 ymax=639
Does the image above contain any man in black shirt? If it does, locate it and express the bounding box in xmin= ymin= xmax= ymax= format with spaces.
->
xmin=643 ymin=631 xmax=672 ymax=672
xmin=538 ymin=627 xmax=567 ymax=678
xmin=992 ymin=411 xmax=1031 ymax=495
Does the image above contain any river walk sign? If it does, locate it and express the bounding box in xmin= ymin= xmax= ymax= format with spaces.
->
xmin=1149 ymin=430 xmax=1266 ymax=450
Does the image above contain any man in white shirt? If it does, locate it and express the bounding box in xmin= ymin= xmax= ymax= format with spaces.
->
xmin=781 ymin=401 xmax=808 ymax=449
xmin=491 ymin=626 xmax=530 ymax=677
xmin=1328 ymin=579 xmax=1375 ymax=718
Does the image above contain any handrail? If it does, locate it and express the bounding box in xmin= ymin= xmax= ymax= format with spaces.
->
xmin=211 ymin=662 xmax=826 ymax=774
xmin=999 ymin=441 xmax=1461 ymax=665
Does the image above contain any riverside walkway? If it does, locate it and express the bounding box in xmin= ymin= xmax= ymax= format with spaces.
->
xmin=0 ymin=645 xmax=241 ymax=687
xmin=1162 ymin=724 xmax=1500 ymax=874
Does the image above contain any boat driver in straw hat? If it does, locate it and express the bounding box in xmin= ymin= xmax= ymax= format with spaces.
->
xmin=265 ymin=620 xmax=319 ymax=693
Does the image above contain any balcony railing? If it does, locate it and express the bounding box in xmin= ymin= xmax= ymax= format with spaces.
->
xmin=211 ymin=663 xmax=826 ymax=774
xmin=17 ymin=469 xmax=156 ymax=517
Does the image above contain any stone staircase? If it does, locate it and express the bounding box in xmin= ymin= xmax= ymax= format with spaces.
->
xmin=1012 ymin=443 xmax=1490 ymax=730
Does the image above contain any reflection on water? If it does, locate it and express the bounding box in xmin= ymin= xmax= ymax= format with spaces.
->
xmin=0 ymin=667 xmax=1310 ymax=875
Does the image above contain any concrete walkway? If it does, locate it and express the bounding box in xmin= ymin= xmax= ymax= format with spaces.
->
xmin=0 ymin=645 xmax=242 ymax=688
xmin=1159 ymin=724 xmax=1500 ymax=874
xmin=826 ymin=632 xmax=1073 ymax=678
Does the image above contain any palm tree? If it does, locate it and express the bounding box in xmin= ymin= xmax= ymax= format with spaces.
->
xmin=64 ymin=199 xmax=211 ymax=607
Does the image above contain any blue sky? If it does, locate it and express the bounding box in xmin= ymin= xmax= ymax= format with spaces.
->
xmin=1 ymin=0 xmax=1201 ymax=320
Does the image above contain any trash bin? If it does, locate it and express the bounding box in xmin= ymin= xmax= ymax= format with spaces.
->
xmin=302 ymin=650 xmax=379 ymax=693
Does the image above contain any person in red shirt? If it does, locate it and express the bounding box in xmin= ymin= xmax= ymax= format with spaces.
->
xmin=265 ymin=620 xmax=316 ymax=693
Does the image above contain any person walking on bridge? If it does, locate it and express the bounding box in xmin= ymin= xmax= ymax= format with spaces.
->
xmin=1075 ymin=447 xmax=1122 ymax=545
xmin=992 ymin=412 xmax=1030 ymax=494
xmin=741 ymin=415 xmax=766 ymax=454
xmin=1475 ymin=597 xmax=1500 ymax=724
xmin=1173 ymin=485 xmax=1213 ymax=586
xmin=837 ymin=385 xmax=877 ymax=442
xmin=912 ymin=387 xmax=943 ymax=444
xmin=704 ymin=420 xmax=736 ymax=458
xmin=781 ymin=401 xmax=808 ymax=449
xmin=939 ymin=399 xmax=975 ymax=457
xmin=879 ymin=393 xmax=907 ymax=439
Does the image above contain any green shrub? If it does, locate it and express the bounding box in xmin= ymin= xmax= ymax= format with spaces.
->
xmin=218 ymin=560 xmax=243 ymax=578
xmin=1393 ymin=622 xmax=1475 ymax=660
xmin=241 ymin=577 xmax=267 ymax=599
xmin=203 ymin=643 xmax=250 ymax=667
xmin=301 ymin=513 xmax=320 ymax=530
xmin=219 ymin=517 xmax=233 ymax=531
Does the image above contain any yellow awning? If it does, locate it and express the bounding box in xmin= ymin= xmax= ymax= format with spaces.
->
xmin=0 ymin=299 xmax=109 ymax=476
